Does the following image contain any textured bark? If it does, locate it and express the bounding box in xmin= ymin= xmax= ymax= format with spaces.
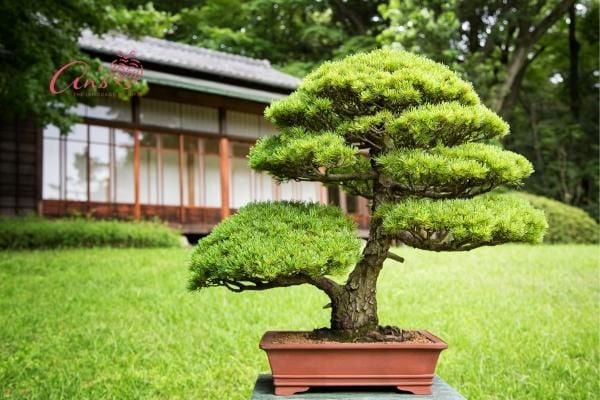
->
xmin=329 ymin=179 xmax=391 ymax=335
xmin=330 ymin=220 xmax=390 ymax=333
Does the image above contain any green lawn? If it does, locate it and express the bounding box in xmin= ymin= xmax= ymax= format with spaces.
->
xmin=0 ymin=245 xmax=598 ymax=399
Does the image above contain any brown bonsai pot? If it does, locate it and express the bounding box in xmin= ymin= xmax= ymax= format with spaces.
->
xmin=260 ymin=330 xmax=448 ymax=396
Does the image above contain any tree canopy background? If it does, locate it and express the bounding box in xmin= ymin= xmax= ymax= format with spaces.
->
xmin=0 ymin=0 xmax=597 ymax=219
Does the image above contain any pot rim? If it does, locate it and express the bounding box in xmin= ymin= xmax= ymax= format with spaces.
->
xmin=259 ymin=330 xmax=448 ymax=350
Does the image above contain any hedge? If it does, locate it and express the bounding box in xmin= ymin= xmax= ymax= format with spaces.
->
xmin=509 ymin=192 xmax=599 ymax=244
xmin=0 ymin=217 xmax=182 ymax=249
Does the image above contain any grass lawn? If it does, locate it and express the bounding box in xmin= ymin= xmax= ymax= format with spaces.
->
xmin=0 ymin=245 xmax=598 ymax=399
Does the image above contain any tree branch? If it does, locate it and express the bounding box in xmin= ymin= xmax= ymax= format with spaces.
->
xmin=386 ymin=251 xmax=404 ymax=263
xmin=309 ymin=276 xmax=342 ymax=298
xmin=315 ymin=172 xmax=377 ymax=182
xmin=219 ymin=274 xmax=342 ymax=299
xmin=390 ymin=182 xmax=497 ymax=199
xmin=220 ymin=275 xmax=311 ymax=293
xmin=394 ymin=230 xmax=505 ymax=252
xmin=531 ymin=0 xmax=576 ymax=44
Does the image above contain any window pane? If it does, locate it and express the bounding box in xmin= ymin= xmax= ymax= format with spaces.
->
xmin=86 ymin=97 xmax=131 ymax=121
xmin=204 ymin=138 xmax=219 ymax=155
xmin=232 ymin=143 xmax=250 ymax=158
xmin=279 ymin=181 xmax=294 ymax=201
xmin=65 ymin=141 xmax=87 ymax=200
xmin=181 ymin=104 xmax=219 ymax=133
xmin=140 ymin=99 xmax=180 ymax=128
xmin=139 ymin=132 xmax=157 ymax=147
xmin=140 ymin=147 xmax=158 ymax=204
xmin=328 ymin=187 xmax=340 ymax=206
xmin=89 ymin=143 xmax=109 ymax=202
xmin=162 ymin=151 xmax=180 ymax=205
xmin=204 ymin=155 xmax=221 ymax=207
xmin=44 ymin=124 xmax=60 ymax=139
xmin=226 ymin=111 xmax=260 ymax=138
xmin=347 ymin=195 xmax=358 ymax=213
xmin=115 ymin=129 xmax=134 ymax=146
xmin=230 ymin=158 xmax=251 ymax=208
xmin=183 ymin=150 xmax=198 ymax=206
xmin=67 ymin=123 xmax=87 ymax=142
xmin=42 ymin=138 xmax=60 ymax=199
xmin=161 ymin=134 xmax=179 ymax=149
xmin=114 ymin=146 xmax=134 ymax=203
xmin=259 ymin=119 xmax=278 ymax=136
xmin=299 ymin=182 xmax=319 ymax=202
xmin=184 ymin=136 xmax=198 ymax=151
xmin=89 ymin=125 xmax=109 ymax=144
xmin=254 ymin=173 xmax=273 ymax=201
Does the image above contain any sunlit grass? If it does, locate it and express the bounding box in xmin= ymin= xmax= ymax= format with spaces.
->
xmin=0 ymin=245 xmax=598 ymax=399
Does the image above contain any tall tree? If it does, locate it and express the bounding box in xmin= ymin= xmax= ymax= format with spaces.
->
xmin=379 ymin=0 xmax=576 ymax=118
xmin=506 ymin=1 xmax=598 ymax=218
xmin=157 ymin=0 xmax=388 ymax=76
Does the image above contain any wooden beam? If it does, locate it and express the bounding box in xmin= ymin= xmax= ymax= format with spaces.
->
xmin=133 ymin=130 xmax=141 ymax=220
xmin=178 ymin=134 xmax=185 ymax=223
xmin=219 ymin=108 xmax=230 ymax=219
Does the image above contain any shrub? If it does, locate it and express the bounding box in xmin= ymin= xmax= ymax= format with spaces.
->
xmin=508 ymin=192 xmax=599 ymax=244
xmin=0 ymin=217 xmax=182 ymax=249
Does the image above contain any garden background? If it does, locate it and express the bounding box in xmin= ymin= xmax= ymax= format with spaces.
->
xmin=0 ymin=1 xmax=598 ymax=399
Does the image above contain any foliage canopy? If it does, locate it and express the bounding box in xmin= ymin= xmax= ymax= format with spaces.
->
xmin=191 ymin=49 xmax=547 ymax=300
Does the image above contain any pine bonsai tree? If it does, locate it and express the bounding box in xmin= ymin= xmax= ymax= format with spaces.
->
xmin=189 ymin=49 xmax=547 ymax=337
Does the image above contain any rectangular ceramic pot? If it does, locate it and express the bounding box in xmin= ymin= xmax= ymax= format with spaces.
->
xmin=260 ymin=330 xmax=447 ymax=396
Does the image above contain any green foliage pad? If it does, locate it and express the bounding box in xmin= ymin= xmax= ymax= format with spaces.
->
xmin=189 ymin=202 xmax=361 ymax=290
xmin=376 ymin=195 xmax=548 ymax=251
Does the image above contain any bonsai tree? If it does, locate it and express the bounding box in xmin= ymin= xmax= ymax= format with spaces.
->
xmin=189 ymin=49 xmax=547 ymax=338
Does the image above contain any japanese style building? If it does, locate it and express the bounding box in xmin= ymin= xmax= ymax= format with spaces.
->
xmin=1 ymin=32 xmax=370 ymax=234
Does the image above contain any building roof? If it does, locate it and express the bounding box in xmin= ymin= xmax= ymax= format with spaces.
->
xmin=78 ymin=31 xmax=301 ymax=92
xmin=139 ymin=68 xmax=289 ymax=103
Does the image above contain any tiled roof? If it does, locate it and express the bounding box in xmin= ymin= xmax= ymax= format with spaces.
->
xmin=78 ymin=31 xmax=300 ymax=91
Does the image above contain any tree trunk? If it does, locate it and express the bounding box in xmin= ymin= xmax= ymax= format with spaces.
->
xmin=329 ymin=180 xmax=391 ymax=335
xmin=568 ymin=4 xmax=580 ymax=119
xmin=330 ymin=219 xmax=390 ymax=333
xmin=494 ymin=44 xmax=530 ymax=117
xmin=492 ymin=0 xmax=575 ymax=117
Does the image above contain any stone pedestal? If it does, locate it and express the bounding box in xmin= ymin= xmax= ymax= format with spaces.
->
xmin=251 ymin=374 xmax=465 ymax=399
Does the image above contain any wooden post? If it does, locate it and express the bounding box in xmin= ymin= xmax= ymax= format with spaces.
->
xmin=319 ymin=183 xmax=328 ymax=204
xmin=133 ymin=130 xmax=141 ymax=220
xmin=178 ymin=134 xmax=185 ymax=224
xmin=219 ymin=108 xmax=230 ymax=219
xmin=86 ymin=124 xmax=91 ymax=212
xmin=219 ymin=137 xmax=230 ymax=219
